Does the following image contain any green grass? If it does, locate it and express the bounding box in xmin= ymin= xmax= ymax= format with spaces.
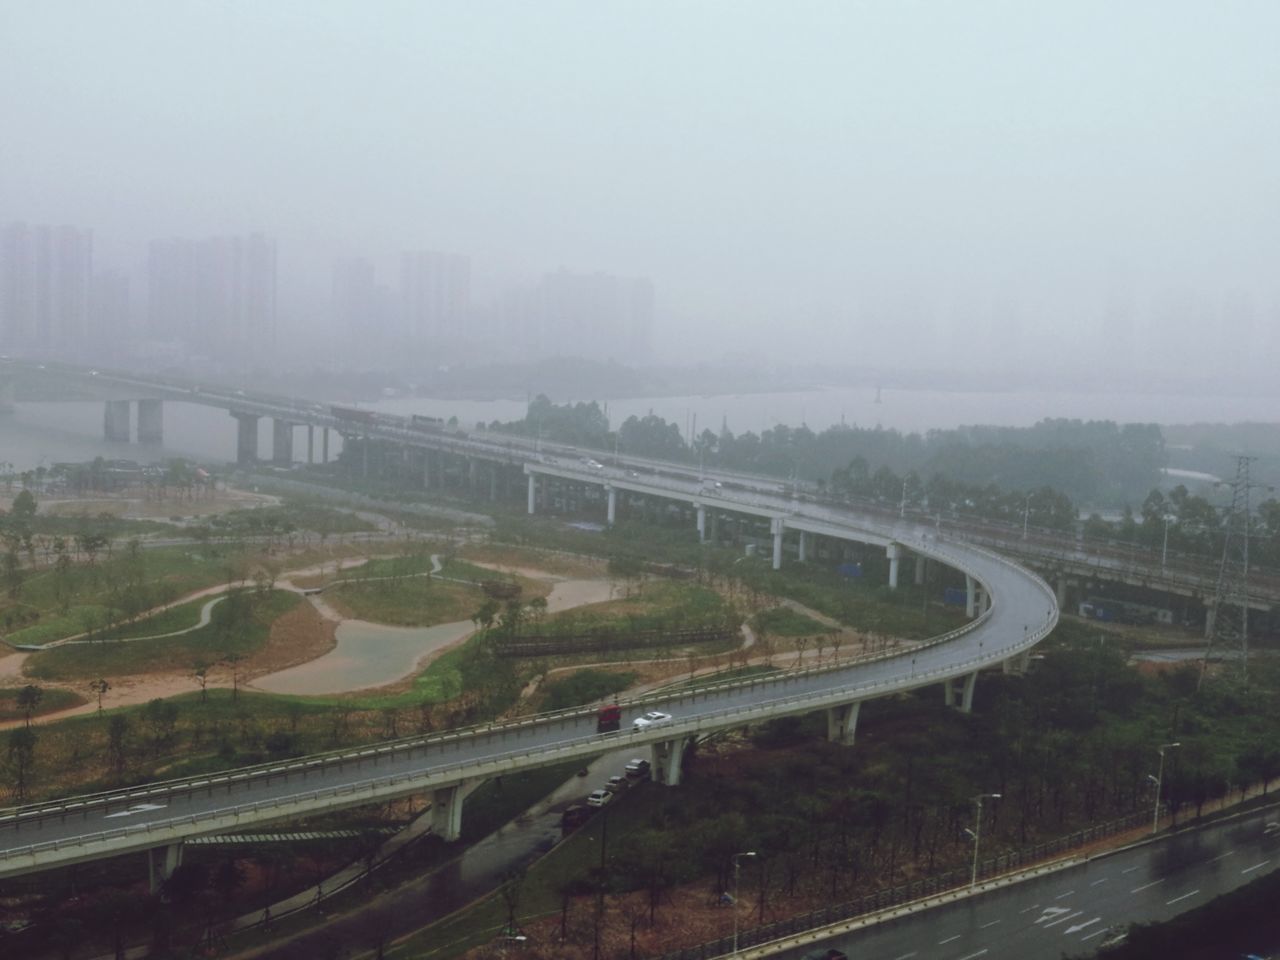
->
xmin=752 ymin=605 xmax=833 ymax=637
xmin=102 ymin=596 xmax=210 ymax=640
xmin=22 ymin=589 xmax=302 ymax=682
xmin=4 ymin=604 xmax=111 ymax=646
xmin=539 ymin=669 xmax=638 ymax=711
xmin=535 ymin=580 xmax=734 ymax=636
xmin=0 ymin=686 xmax=86 ymax=721
xmin=328 ymin=577 xmax=487 ymax=627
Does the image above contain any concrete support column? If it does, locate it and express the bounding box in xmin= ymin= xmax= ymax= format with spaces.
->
xmin=1055 ymin=577 xmax=1067 ymax=608
xmin=104 ymin=399 xmax=131 ymax=442
xmin=965 ymin=574 xmax=977 ymax=617
xmin=607 ymin=487 xmax=617 ymax=526
xmin=914 ymin=555 xmax=926 ymax=586
xmin=798 ymin=530 xmax=808 ymax=563
xmin=430 ymin=781 xmax=478 ymax=842
xmin=272 ymin=419 xmax=295 ymax=465
xmin=980 ymin=589 xmax=990 ymax=615
xmin=944 ymin=672 xmax=979 ymax=713
xmin=232 ymin=412 xmax=259 ymax=464
xmin=136 ymin=398 xmax=163 ymax=443
xmin=147 ymin=843 xmax=184 ymax=893
xmin=322 ymin=427 xmax=330 ymax=463
xmin=652 ymin=737 xmax=691 ymax=786
xmin=826 ymin=702 xmax=861 ymax=745
xmin=527 ymin=473 xmax=537 ymax=514
xmin=886 ymin=542 xmax=902 ymax=590
xmin=307 ymin=425 xmax=315 ymax=464
xmin=709 ymin=512 xmax=719 ymax=542
xmin=468 ymin=457 xmax=477 ymax=490
xmin=696 ymin=505 xmax=706 ymax=542
xmin=771 ymin=517 xmax=785 ymax=571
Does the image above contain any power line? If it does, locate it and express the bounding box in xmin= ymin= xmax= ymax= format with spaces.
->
xmin=1199 ymin=455 xmax=1256 ymax=689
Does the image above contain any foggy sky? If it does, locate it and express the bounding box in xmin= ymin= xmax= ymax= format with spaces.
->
xmin=2 ymin=1 xmax=1278 ymax=377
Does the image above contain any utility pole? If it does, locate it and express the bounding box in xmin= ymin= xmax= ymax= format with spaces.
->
xmin=1199 ymin=455 xmax=1257 ymax=689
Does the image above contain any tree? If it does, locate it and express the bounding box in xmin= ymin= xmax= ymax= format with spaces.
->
xmin=107 ymin=715 xmax=130 ymax=775
xmin=192 ymin=662 xmax=210 ymax=702
xmin=7 ymin=726 xmax=37 ymax=800
xmin=16 ymin=684 xmax=43 ymax=728
xmin=89 ymin=678 xmax=110 ymax=713
xmin=10 ymin=488 xmax=37 ymax=522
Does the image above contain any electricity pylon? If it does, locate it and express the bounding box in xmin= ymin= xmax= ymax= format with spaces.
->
xmin=1199 ymin=456 xmax=1256 ymax=689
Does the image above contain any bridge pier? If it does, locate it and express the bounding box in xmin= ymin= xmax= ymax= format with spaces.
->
xmin=322 ymin=427 xmax=330 ymax=463
xmin=137 ymin=398 xmax=163 ymax=443
xmin=421 ymin=450 xmax=433 ymax=490
xmin=696 ymin=505 xmax=706 ymax=542
xmin=607 ymin=486 xmax=617 ymax=525
xmin=915 ymin=555 xmax=926 ymax=586
xmin=103 ymin=400 xmax=131 ymax=442
xmin=886 ymin=542 xmax=902 ymax=589
xmin=527 ymin=473 xmax=537 ymax=514
xmin=943 ymin=671 xmax=978 ymax=713
xmin=307 ymin=425 xmax=315 ymax=463
xmin=232 ymin=412 xmax=259 ymax=463
xmin=826 ymin=702 xmax=861 ymax=745
xmin=1002 ymin=650 xmax=1032 ymax=675
xmin=147 ymin=842 xmax=184 ymax=893
xmin=272 ymin=419 xmax=295 ymax=465
xmin=965 ymin=574 xmax=977 ymax=617
xmin=798 ymin=530 xmax=808 ymax=563
xmin=652 ymin=736 xmax=693 ymax=786
xmin=771 ymin=517 xmax=784 ymax=570
xmin=431 ymin=781 xmax=479 ymax=842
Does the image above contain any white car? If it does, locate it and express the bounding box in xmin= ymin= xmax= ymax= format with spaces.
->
xmin=585 ymin=788 xmax=613 ymax=808
xmin=632 ymin=710 xmax=672 ymax=731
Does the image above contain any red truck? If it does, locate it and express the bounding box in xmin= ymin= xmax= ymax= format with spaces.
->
xmin=596 ymin=704 xmax=622 ymax=733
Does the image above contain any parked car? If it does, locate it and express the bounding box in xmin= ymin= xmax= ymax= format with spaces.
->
xmin=561 ymin=804 xmax=593 ymax=830
xmin=586 ymin=789 xmax=613 ymax=809
xmin=605 ymin=775 xmax=629 ymax=794
xmin=632 ymin=710 xmax=672 ymax=731
xmin=624 ymin=758 xmax=651 ymax=779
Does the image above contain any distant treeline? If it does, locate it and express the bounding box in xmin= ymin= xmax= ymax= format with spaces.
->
xmin=493 ymin=395 xmax=1166 ymax=508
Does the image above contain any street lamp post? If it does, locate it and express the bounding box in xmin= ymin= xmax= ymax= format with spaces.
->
xmin=732 ymin=851 xmax=756 ymax=957
xmin=1161 ymin=515 xmax=1175 ymax=570
xmin=967 ymin=793 xmax=1001 ymax=888
xmin=1152 ymin=742 xmax=1181 ymax=834
xmin=1022 ymin=494 xmax=1033 ymax=540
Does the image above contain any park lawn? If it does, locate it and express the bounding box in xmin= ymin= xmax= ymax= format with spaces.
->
xmin=752 ymin=605 xmax=833 ymax=637
xmin=536 ymin=580 xmax=733 ymax=636
xmin=459 ymin=543 xmax=603 ymax=578
xmin=102 ymin=596 xmax=210 ymax=640
xmin=0 ymin=686 xmax=87 ymax=721
xmin=326 ymin=577 xmax=489 ymax=627
xmin=537 ymin=668 xmax=639 ymax=711
xmin=333 ymin=552 xmax=441 ymax=581
xmin=21 ymin=590 xmax=303 ymax=682
xmin=4 ymin=604 xmax=111 ymax=647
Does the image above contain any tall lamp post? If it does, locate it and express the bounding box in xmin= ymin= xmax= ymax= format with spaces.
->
xmin=1152 ymin=742 xmax=1181 ymax=834
xmin=1161 ymin=515 xmax=1176 ymax=570
xmin=732 ymin=851 xmax=756 ymax=957
xmin=1022 ymin=494 xmax=1033 ymax=540
xmin=967 ymin=793 xmax=1001 ymax=888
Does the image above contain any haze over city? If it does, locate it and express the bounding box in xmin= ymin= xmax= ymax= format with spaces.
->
xmin=3 ymin=0 xmax=1279 ymax=384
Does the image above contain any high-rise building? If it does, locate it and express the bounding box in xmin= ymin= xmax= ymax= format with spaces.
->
xmin=90 ymin=271 xmax=131 ymax=354
xmin=400 ymin=250 xmax=470 ymax=340
xmin=0 ymin=221 xmax=93 ymax=353
xmin=147 ymin=233 xmax=276 ymax=358
xmin=332 ymin=257 xmax=377 ymax=338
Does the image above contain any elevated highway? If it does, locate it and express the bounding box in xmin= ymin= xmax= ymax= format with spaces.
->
xmin=0 ymin=500 xmax=1056 ymax=884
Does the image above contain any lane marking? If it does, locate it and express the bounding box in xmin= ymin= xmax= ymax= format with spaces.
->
xmin=892 ymin=954 xmax=917 ymax=960
xmin=1080 ymin=928 xmax=1108 ymax=941
xmin=1211 ymin=850 xmax=1235 ymax=863
xmin=1241 ymin=860 xmax=1271 ymax=874
xmin=1130 ymin=879 xmax=1165 ymax=893
xmin=1019 ymin=903 xmax=1041 ymax=914
xmin=957 ymin=951 xmax=988 ymax=960
xmin=1064 ymin=917 xmax=1101 ymax=935
xmin=1090 ymin=878 xmax=1108 ymax=886
xmin=979 ymin=919 xmax=1001 ymax=929
xmin=103 ymin=802 xmax=168 ymax=820
xmin=1044 ymin=910 xmax=1083 ymax=929
xmin=938 ymin=934 xmax=961 ymax=945
xmin=1035 ymin=907 xmax=1072 ymax=924
xmin=1166 ymin=890 xmax=1199 ymax=905
xmin=1121 ymin=865 xmax=1140 ymax=874
xmin=1055 ymin=889 xmax=1075 ymax=899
